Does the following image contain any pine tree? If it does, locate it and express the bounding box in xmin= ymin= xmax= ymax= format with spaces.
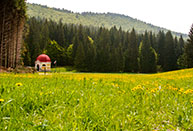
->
xmin=139 ymin=32 xmax=157 ymax=73
xmin=74 ymin=42 xmax=85 ymax=71
xmin=66 ymin=44 xmax=73 ymax=66
xmin=157 ymin=31 xmax=165 ymax=69
xmin=116 ymin=44 xmax=125 ymax=72
xmin=174 ymin=37 xmax=179 ymax=67
xmin=163 ymin=31 xmax=176 ymax=71
xmin=149 ymin=47 xmax=157 ymax=73
xmin=95 ymin=28 xmax=111 ymax=72
xmin=55 ymin=19 xmax=66 ymax=47
xmin=128 ymin=28 xmax=138 ymax=72
xmin=184 ymin=24 xmax=193 ymax=67
xmin=21 ymin=42 xmax=31 ymax=66
xmin=178 ymin=35 xmax=184 ymax=56
xmin=123 ymin=32 xmax=130 ymax=72
xmin=84 ymin=36 xmax=96 ymax=71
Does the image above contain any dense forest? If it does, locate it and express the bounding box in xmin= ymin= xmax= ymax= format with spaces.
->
xmin=27 ymin=3 xmax=187 ymax=39
xmin=22 ymin=17 xmax=193 ymax=73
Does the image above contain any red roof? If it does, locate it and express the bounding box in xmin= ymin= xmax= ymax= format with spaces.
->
xmin=36 ymin=54 xmax=51 ymax=62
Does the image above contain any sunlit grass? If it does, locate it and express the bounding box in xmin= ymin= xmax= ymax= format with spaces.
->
xmin=51 ymin=66 xmax=76 ymax=73
xmin=0 ymin=68 xmax=193 ymax=130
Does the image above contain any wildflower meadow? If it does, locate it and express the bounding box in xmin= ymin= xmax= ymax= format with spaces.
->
xmin=0 ymin=68 xmax=193 ymax=130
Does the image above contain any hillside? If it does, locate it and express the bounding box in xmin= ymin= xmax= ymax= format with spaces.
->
xmin=27 ymin=3 xmax=187 ymax=38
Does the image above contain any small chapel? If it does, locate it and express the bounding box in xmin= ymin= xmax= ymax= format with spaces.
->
xmin=35 ymin=54 xmax=51 ymax=72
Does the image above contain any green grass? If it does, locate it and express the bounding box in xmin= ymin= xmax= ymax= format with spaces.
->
xmin=0 ymin=68 xmax=193 ymax=130
xmin=51 ymin=66 xmax=76 ymax=73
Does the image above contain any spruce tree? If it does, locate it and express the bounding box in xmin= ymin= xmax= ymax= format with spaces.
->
xmin=157 ymin=31 xmax=165 ymax=69
xmin=128 ymin=28 xmax=138 ymax=72
xmin=74 ymin=42 xmax=85 ymax=71
xmin=149 ymin=47 xmax=157 ymax=73
xmin=123 ymin=32 xmax=130 ymax=72
xmin=117 ymin=44 xmax=125 ymax=72
xmin=66 ymin=44 xmax=74 ymax=66
xmin=184 ymin=24 xmax=193 ymax=67
xmin=139 ymin=32 xmax=157 ymax=73
xmin=139 ymin=32 xmax=149 ymax=73
xmin=163 ymin=31 xmax=176 ymax=71
xmin=84 ymin=36 xmax=96 ymax=71
xmin=178 ymin=35 xmax=184 ymax=56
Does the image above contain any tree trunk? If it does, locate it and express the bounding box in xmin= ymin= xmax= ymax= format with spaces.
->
xmin=0 ymin=2 xmax=25 ymax=68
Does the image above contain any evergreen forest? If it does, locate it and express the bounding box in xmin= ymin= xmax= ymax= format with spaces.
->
xmin=22 ymin=18 xmax=193 ymax=73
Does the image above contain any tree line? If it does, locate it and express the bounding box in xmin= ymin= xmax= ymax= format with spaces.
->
xmin=22 ymin=17 xmax=193 ymax=73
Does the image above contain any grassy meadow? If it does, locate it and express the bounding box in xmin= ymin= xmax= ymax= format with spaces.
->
xmin=0 ymin=68 xmax=193 ymax=130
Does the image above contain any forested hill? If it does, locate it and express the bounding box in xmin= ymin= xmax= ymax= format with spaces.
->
xmin=27 ymin=3 xmax=187 ymax=38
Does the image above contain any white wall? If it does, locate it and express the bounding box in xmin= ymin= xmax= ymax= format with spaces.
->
xmin=35 ymin=60 xmax=51 ymax=71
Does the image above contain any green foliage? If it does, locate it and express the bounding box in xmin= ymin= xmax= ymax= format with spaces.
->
xmin=21 ymin=42 xmax=31 ymax=66
xmin=7 ymin=0 xmax=27 ymax=17
xmin=177 ymin=54 xmax=187 ymax=69
xmin=51 ymin=67 xmax=76 ymax=73
xmin=45 ymin=40 xmax=66 ymax=66
xmin=66 ymin=44 xmax=74 ymax=66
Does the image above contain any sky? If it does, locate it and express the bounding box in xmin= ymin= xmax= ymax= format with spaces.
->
xmin=26 ymin=0 xmax=193 ymax=34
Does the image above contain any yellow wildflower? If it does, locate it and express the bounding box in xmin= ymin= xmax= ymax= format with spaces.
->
xmin=16 ymin=83 xmax=23 ymax=86
xmin=184 ymin=89 xmax=192 ymax=94
xmin=132 ymin=85 xmax=144 ymax=92
xmin=137 ymin=85 xmax=142 ymax=88
xmin=40 ymin=92 xmax=43 ymax=96
xmin=131 ymin=88 xmax=136 ymax=91
xmin=0 ymin=99 xmax=4 ymax=102
xmin=191 ymin=101 xmax=193 ymax=104
xmin=179 ymin=88 xmax=184 ymax=92
xmin=150 ymin=89 xmax=156 ymax=93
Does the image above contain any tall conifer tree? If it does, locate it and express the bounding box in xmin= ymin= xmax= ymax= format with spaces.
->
xmin=163 ymin=31 xmax=176 ymax=71
xmin=184 ymin=24 xmax=193 ymax=67
xmin=139 ymin=32 xmax=157 ymax=73
xmin=74 ymin=42 xmax=85 ymax=70
xmin=128 ymin=28 xmax=138 ymax=72
xmin=157 ymin=31 xmax=165 ymax=69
